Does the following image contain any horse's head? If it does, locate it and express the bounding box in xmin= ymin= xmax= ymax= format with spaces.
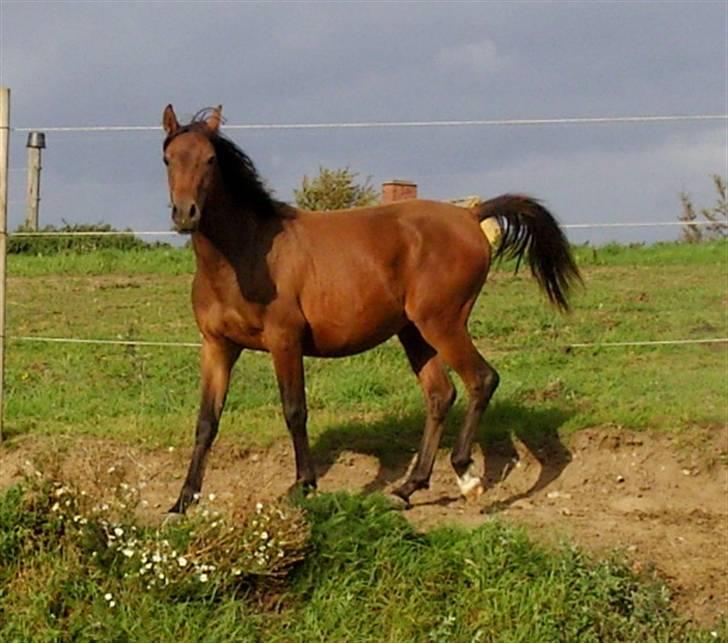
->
xmin=162 ymin=104 xmax=223 ymax=233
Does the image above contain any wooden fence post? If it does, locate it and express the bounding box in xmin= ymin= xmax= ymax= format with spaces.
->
xmin=25 ymin=132 xmax=45 ymax=231
xmin=0 ymin=87 xmax=10 ymax=442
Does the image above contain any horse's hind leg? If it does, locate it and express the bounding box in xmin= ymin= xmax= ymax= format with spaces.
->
xmin=417 ymin=321 xmax=499 ymax=500
xmin=393 ymin=324 xmax=456 ymax=506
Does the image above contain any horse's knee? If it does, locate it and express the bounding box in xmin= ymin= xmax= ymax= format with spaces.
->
xmin=283 ymin=400 xmax=307 ymax=432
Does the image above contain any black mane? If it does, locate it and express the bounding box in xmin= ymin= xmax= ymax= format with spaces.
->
xmin=163 ymin=109 xmax=291 ymax=219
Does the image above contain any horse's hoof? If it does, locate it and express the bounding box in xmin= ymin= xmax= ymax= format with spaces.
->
xmin=162 ymin=511 xmax=185 ymax=527
xmin=387 ymin=492 xmax=411 ymax=511
xmin=287 ymin=481 xmax=317 ymax=500
xmin=456 ymin=469 xmax=485 ymax=503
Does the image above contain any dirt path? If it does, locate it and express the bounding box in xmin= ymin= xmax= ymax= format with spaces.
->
xmin=1 ymin=426 xmax=726 ymax=625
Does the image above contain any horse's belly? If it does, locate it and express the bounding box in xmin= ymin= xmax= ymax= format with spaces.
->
xmin=303 ymin=308 xmax=407 ymax=357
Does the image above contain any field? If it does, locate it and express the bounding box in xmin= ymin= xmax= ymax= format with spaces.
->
xmin=0 ymin=240 xmax=726 ymax=641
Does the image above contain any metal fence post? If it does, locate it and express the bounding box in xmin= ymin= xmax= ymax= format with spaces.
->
xmin=0 ymin=87 xmax=10 ymax=441
xmin=25 ymin=131 xmax=45 ymax=231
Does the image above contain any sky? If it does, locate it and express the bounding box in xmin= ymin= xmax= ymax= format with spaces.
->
xmin=0 ymin=0 xmax=726 ymax=244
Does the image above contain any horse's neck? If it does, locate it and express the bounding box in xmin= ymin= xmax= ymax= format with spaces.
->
xmin=194 ymin=204 xmax=256 ymax=267
xmin=192 ymin=205 xmax=284 ymax=307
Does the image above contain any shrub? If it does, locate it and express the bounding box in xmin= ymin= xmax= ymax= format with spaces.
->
xmin=8 ymin=222 xmax=169 ymax=255
xmin=679 ymin=174 xmax=727 ymax=243
xmin=294 ymin=167 xmax=379 ymax=211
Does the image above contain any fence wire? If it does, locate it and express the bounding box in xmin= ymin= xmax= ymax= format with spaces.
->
xmin=3 ymin=220 xmax=724 ymax=239
xmin=10 ymin=113 xmax=727 ymax=134
xmin=8 ymin=334 xmax=727 ymax=351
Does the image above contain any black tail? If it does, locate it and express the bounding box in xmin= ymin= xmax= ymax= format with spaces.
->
xmin=477 ymin=194 xmax=582 ymax=312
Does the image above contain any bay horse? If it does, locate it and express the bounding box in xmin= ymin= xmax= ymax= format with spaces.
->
xmin=162 ymin=105 xmax=581 ymax=513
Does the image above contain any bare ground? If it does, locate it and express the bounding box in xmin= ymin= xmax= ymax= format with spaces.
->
xmin=1 ymin=426 xmax=726 ymax=626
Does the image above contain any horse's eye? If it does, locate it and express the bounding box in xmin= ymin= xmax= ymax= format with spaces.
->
xmin=207 ymin=155 xmax=215 ymax=165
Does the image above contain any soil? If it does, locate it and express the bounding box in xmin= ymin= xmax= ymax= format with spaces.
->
xmin=1 ymin=425 xmax=726 ymax=626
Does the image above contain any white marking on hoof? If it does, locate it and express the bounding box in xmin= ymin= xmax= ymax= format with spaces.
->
xmin=457 ymin=468 xmax=484 ymax=501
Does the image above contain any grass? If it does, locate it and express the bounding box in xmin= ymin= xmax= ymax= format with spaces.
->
xmin=1 ymin=240 xmax=725 ymax=453
xmin=0 ymin=240 xmax=725 ymax=640
xmin=0 ymin=481 xmax=722 ymax=642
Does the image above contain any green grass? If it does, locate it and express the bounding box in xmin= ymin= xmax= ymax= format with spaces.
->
xmin=0 ymin=241 xmax=725 ymax=640
xmin=1 ymin=487 xmax=721 ymax=642
xmin=2 ymin=240 xmax=725 ymax=453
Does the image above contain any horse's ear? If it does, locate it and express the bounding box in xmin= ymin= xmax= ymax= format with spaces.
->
xmin=205 ymin=105 xmax=223 ymax=134
xmin=163 ymin=104 xmax=179 ymax=136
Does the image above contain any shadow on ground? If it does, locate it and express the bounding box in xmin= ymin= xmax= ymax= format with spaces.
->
xmin=311 ymin=399 xmax=572 ymax=509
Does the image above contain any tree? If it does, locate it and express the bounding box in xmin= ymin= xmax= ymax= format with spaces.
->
xmin=679 ymin=174 xmax=727 ymax=242
xmin=294 ymin=167 xmax=379 ymax=211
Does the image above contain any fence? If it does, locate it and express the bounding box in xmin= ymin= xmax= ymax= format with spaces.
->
xmin=0 ymin=85 xmax=726 ymax=439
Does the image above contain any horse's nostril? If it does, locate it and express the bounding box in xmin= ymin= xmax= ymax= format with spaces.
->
xmin=189 ymin=203 xmax=198 ymax=219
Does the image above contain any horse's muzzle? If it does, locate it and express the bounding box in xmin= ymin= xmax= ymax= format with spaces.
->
xmin=172 ymin=203 xmax=201 ymax=233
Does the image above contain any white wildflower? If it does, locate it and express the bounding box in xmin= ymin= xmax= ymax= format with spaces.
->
xmin=208 ymin=493 xmax=216 ymax=501
xmin=104 ymin=593 xmax=113 ymax=601
xmin=199 ymin=573 xmax=208 ymax=583
xmin=177 ymin=556 xmax=188 ymax=567
xmin=114 ymin=527 xmax=124 ymax=537
xmin=122 ymin=548 xmax=134 ymax=558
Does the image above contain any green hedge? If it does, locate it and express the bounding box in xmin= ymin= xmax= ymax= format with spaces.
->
xmin=8 ymin=223 xmax=169 ymax=255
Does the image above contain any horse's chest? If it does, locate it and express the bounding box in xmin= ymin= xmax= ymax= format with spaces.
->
xmin=193 ymin=288 xmax=265 ymax=350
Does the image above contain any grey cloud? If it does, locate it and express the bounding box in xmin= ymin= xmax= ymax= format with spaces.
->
xmin=1 ymin=1 xmax=724 ymax=241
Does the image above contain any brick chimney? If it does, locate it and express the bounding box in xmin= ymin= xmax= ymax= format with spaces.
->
xmin=381 ymin=180 xmax=417 ymax=204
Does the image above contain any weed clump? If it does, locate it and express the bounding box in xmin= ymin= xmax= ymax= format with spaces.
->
xmin=2 ymin=460 xmax=309 ymax=604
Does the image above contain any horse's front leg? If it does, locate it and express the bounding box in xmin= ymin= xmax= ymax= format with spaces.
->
xmin=271 ymin=337 xmax=316 ymax=491
xmin=170 ymin=337 xmax=242 ymax=513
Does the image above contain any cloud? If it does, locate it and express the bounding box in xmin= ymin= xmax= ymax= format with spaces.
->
xmin=435 ymin=39 xmax=501 ymax=75
xmin=436 ymin=125 xmax=726 ymax=243
xmin=1 ymin=1 xmax=724 ymax=242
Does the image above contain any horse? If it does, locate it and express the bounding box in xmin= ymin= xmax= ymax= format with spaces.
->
xmin=161 ymin=104 xmax=581 ymax=513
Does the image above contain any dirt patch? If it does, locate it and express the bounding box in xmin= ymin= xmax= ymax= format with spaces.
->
xmin=1 ymin=426 xmax=726 ymax=626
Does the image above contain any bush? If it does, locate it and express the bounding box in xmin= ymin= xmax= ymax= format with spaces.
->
xmin=294 ymin=167 xmax=379 ymax=211
xmin=679 ymin=174 xmax=727 ymax=243
xmin=8 ymin=222 xmax=169 ymax=255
